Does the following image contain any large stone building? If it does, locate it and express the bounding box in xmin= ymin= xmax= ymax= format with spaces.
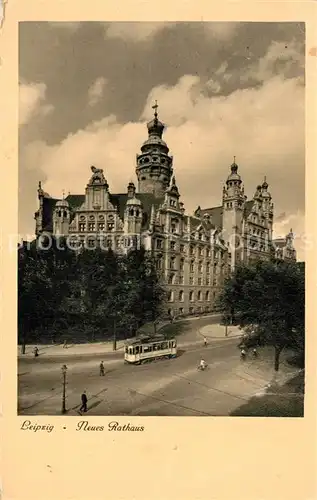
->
xmin=34 ymin=105 xmax=296 ymax=317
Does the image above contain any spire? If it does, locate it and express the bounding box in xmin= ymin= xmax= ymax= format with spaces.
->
xmin=147 ymin=101 xmax=164 ymax=138
xmin=152 ymin=100 xmax=158 ymax=121
xmin=62 ymin=189 xmax=65 ymax=200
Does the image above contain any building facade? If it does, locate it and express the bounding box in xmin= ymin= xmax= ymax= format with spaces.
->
xmin=34 ymin=106 xmax=296 ymax=317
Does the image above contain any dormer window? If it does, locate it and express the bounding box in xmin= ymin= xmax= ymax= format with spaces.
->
xmin=170 ymin=199 xmax=176 ymax=207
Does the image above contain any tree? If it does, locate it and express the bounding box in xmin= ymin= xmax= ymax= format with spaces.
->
xmin=218 ymin=260 xmax=305 ymax=372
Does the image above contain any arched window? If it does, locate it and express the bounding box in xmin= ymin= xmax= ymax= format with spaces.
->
xmin=189 ymin=291 xmax=194 ymax=302
xmin=205 ymin=291 xmax=210 ymax=301
xmin=198 ymin=291 xmax=202 ymax=301
xmin=179 ymin=290 xmax=184 ymax=302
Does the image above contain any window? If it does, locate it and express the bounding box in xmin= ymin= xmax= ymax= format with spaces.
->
xmin=189 ymin=291 xmax=194 ymax=302
xmin=108 ymin=222 xmax=114 ymax=231
xmin=171 ymin=222 xmax=177 ymax=232
xmin=156 ymin=239 xmax=163 ymax=249
xmin=179 ymin=290 xmax=184 ymax=302
xmin=179 ymin=275 xmax=184 ymax=284
xmin=79 ymin=223 xmax=86 ymax=232
xmin=198 ymin=277 xmax=202 ymax=285
xmin=170 ymin=257 xmax=176 ymax=270
xmin=206 ymin=263 xmax=210 ymax=273
xmin=189 ymin=307 xmax=194 ymax=314
xmin=179 ymin=308 xmax=184 ymax=315
xmin=107 ymin=239 xmax=112 ymax=248
xmin=189 ymin=276 xmax=194 ymax=285
xmin=180 ymin=244 xmax=184 ymax=253
xmin=170 ymin=199 xmax=176 ymax=207
xmin=98 ymin=223 xmax=105 ymax=231
xmin=156 ymin=258 xmax=162 ymax=270
xmin=170 ymin=241 xmax=176 ymax=251
xmin=206 ymin=291 xmax=210 ymax=301
xmin=198 ymin=291 xmax=202 ymax=301
xmin=168 ymin=274 xmax=175 ymax=285
xmin=198 ymin=261 xmax=203 ymax=273
xmin=88 ymin=222 xmax=95 ymax=232
xmin=190 ymin=246 xmax=195 ymax=256
xmin=190 ymin=260 xmax=194 ymax=272
xmin=88 ymin=238 xmax=95 ymax=248
xmin=180 ymin=258 xmax=184 ymax=271
xmin=168 ymin=291 xmax=174 ymax=302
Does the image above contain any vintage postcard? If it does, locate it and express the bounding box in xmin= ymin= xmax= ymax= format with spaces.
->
xmin=1 ymin=1 xmax=316 ymax=499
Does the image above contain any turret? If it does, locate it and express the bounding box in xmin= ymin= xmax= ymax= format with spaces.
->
xmin=222 ymin=158 xmax=245 ymax=241
xmin=124 ymin=196 xmax=143 ymax=235
xmin=53 ymin=198 xmax=70 ymax=236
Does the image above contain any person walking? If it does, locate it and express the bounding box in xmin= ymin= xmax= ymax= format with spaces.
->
xmin=80 ymin=391 xmax=88 ymax=413
xmin=203 ymin=336 xmax=208 ymax=347
xmin=99 ymin=361 xmax=105 ymax=376
xmin=33 ymin=346 xmax=39 ymax=358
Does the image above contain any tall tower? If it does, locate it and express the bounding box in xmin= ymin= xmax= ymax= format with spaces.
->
xmin=136 ymin=102 xmax=173 ymax=197
xmin=222 ymin=158 xmax=245 ymax=269
xmin=261 ymin=177 xmax=273 ymax=241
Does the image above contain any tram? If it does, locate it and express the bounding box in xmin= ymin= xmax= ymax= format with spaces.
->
xmin=124 ymin=334 xmax=177 ymax=365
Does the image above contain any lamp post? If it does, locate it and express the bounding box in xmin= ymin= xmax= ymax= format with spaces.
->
xmin=61 ymin=364 xmax=67 ymax=414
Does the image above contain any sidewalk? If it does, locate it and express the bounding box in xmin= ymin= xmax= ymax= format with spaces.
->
xmin=18 ymin=318 xmax=240 ymax=358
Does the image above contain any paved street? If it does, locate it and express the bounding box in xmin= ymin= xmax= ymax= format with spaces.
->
xmin=18 ymin=337 xmax=298 ymax=416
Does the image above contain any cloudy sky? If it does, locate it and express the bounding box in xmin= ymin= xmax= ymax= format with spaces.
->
xmin=19 ymin=21 xmax=305 ymax=258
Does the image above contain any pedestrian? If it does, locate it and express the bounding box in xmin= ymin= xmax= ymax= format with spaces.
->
xmin=63 ymin=339 xmax=67 ymax=349
xmin=99 ymin=361 xmax=105 ymax=376
xmin=33 ymin=346 xmax=39 ymax=358
xmin=80 ymin=391 xmax=88 ymax=413
xmin=204 ymin=336 xmax=208 ymax=347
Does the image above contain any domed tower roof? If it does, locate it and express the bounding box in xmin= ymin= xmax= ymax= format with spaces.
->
xmin=226 ymin=157 xmax=242 ymax=184
xmin=55 ymin=199 xmax=69 ymax=208
xmin=147 ymin=100 xmax=165 ymax=138
xmin=126 ymin=196 xmax=142 ymax=207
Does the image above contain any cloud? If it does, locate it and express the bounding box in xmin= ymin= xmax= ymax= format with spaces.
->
xmin=241 ymin=40 xmax=305 ymax=84
xmin=104 ymin=21 xmax=239 ymax=43
xmin=21 ymin=71 xmax=304 ymax=257
xmin=19 ymin=82 xmax=54 ymax=126
xmin=88 ymin=77 xmax=107 ymax=107
xmin=204 ymin=22 xmax=240 ymax=41
xmin=48 ymin=22 xmax=81 ymax=31
xmin=105 ymin=22 xmax=176 ymax=42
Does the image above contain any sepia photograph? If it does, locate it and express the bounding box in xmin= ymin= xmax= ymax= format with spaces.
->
xmin=18 ymin=21 xmax=305 ymax=417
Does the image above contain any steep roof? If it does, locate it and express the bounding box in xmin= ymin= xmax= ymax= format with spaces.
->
xmin=42 ymin=192 xmax=165 ymax=231
xmin=244 ymin=200 xmax=254 ymax=218
xmin=200 ymin=206 xmax=223 ymax=229
xmin=42 ymin=196 xmax=59 ymax=232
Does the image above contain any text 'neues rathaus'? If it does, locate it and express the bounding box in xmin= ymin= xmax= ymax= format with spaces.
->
xmin=34 ymin=104 xmax=296 ymax=317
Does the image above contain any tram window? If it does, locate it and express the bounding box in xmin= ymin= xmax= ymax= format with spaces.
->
xmin=135 ymin=346 xmax=140 ymax=354
xmin=125 ymin=346 xmax=128 ymax=354
xmin=161 ymin=342 xmax=168 ymax=350
xmin=143 ymin=345 xmax=152 ymax=353
xmin=172 ymin=341 xmax=176 ymax=348
xmin=129 ymin=347 xmax=133 ymax=355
